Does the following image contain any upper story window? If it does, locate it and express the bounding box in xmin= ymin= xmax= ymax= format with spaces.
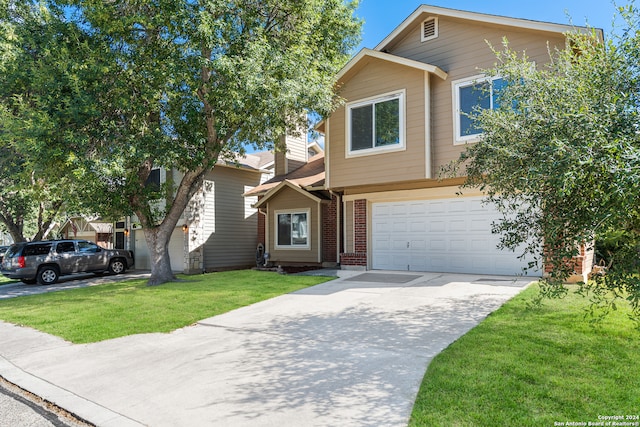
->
xmin=347 ymin=90 xmax=406 ymax=157
xmin=145 ymin=168 xmax=161 ymax=191
xmin=421 ymin=17 xmax=438 ymax=42
xmin=453 ymin=75 xmax=505 ymax=144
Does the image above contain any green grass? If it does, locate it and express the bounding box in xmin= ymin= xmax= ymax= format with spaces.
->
xmin=0 ymin=276 xmax=17 ymax=286
xmin=410 ymin=284 xmax=640 ymax=426
xmin=0 ymin=270 xmax=333 ymax=344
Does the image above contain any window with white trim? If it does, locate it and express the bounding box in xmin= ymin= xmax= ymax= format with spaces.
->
xmin=275 ymin=210 xmax=310 ymax=249
xmin=347 ymin=91 xmax=405 ymax=157
xmin=453 ymin=76 xmax=506 ymax=144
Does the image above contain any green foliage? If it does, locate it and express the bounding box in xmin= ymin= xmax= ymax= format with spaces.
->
xmin=0 ymin=2 xmax=110 ymax=240
xmin=49 ymin=0 xmax=361 ymax=283
xmin=448 ymin=3 xmax=640 ymax=321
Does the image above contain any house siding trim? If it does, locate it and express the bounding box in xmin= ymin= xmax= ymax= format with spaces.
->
xmin=374 ymin=5 xmax=601 ymax=52
xmin=342 ymin=186 xmax=484 ymax=203
xmin=253 ymin=180 xmax=323 ymax=209
xmin=337 ymin=48 xmax=448 ymax=83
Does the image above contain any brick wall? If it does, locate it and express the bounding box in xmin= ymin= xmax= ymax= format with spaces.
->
xmin=543 ymin=244 xmax=594 ymax=281
xmin=341 ymin=199 xmax=367 ymax=267
xmin=322 ymin=195 xmax=338 ymax=263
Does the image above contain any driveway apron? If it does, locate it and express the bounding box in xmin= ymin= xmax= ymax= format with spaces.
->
xmin=0 ymin=271 xmax=532 ymax=427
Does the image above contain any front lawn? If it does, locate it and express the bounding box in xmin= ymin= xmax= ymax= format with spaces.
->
xmin=0 ymin=276 xmax=16 ymax=286
xmin=0 ymin=270 xmax=334 ymax=343
xmin=410 ymin=284 xmax=640 ymax=426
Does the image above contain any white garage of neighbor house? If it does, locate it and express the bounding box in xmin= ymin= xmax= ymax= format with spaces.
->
xmin=128 ymin=153 xmax=274 ymax=273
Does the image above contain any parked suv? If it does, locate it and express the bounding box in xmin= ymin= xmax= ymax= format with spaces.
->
xmin=0 ymin=245 xmax=9 ymax=263
xmin=0 ymin=240 xmax=134 ymax=285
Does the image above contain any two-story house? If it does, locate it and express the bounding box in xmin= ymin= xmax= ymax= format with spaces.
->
xmin=130 ymin=151 xmax=275 ymax=273
xmin=248 ymin=5 xmax=599 ymax=278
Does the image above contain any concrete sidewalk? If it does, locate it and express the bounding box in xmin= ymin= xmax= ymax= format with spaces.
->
xmin=0 ymin=271 xmax=533 ymax=427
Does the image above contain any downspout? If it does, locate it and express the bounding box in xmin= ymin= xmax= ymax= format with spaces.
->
xmin=329 ymin=190 xmax=341 ymax=266
xmin=424 ymin=71 xmax=432 ymax=179
xmin=317 ymin=199 xmax=322 ymax=264
xmin=258 ymin=205 xmax=269 ymax=267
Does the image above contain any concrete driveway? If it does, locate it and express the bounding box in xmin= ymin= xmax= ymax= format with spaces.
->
xmin=0 ymin=271 xmax=533 ymax=427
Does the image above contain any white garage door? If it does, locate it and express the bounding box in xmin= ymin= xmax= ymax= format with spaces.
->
xmin=372 ymin=197 xmax=537 ymax=275
xmin=134 ymin=227 xmax=185 ymax=272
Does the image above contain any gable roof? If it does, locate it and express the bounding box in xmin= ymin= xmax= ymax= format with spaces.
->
xmin=244 ymin=152 xmax=325 ymax=199
xmin=375 ymin=5 xmax=603 ymax=52
xmin=337 ymin=48 xmax=448 ymax=83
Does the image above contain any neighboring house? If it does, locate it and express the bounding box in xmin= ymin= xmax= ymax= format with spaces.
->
xmin=60 ymin=216 xmax=116 ymax=248
xmin=131 ymin=151 xmax=274 ymax=273
xmin=247 ymin=5 xmax=599 ymax=278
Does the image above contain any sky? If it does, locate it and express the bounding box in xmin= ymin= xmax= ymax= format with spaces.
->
xmin=354 ymin=0 xmax=622 ymax=52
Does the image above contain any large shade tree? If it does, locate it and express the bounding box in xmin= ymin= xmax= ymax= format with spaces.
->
xmin=452 ymin=4 xmax=640 ymax=321
xmin=0 ymin=2 xmax=105 ymax=242
xmin=56 ymin=0 xmax=361 ymax=285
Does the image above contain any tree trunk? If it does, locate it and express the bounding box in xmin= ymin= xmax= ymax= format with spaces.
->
xmin=139 ymin=169 xmax=207 ymax=286
xmin=144 ymin=225 xmax=176 ymax=286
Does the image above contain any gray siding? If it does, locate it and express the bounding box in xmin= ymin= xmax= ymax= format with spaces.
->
xmin=202 ymin=166 xmax=263 ymax=269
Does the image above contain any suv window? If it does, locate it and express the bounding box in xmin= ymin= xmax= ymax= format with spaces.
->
xmin=78 ymin=241 xmax=100 ymax=253
xmin=56 ymin=242 xmax=76 ymax=253
xmin=23 ymin=243 xmax=53 ymax=256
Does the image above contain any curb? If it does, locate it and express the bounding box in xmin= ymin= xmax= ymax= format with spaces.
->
xmin=0 ymin=356 xmax=145 ymax=427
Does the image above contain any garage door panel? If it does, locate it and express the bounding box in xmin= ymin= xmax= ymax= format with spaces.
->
xmin=372 ymin=197 xmax=537 ymax=275
xmin=429 ymin=238 xmax=446 ymax=251
xmin=449 ymin=239 xmax=467 ymax=251
xmin=428 ymin=201 xmax=446 ymax=214
xmin=408 ymin=202 xmax=427 ymax=215
xmin=392 ymin=221 xmax=407 ymax=232
xmin=392 ymin=239 xmax=409 ymax=250
xmin=372 ymin=237 xmax=390 ymax=250
xmin=448 ymin=200 xmax=467 ymax=213
xmin=410 ymin=239 xmax=426 ymax=250
xmin=470 ymin=218 xmax=492 ymax=231
xmin=428 ymin=255 xmax=447 ymax=270
xmin=449 ymin=219 xmax=466 ymax=232
xmin=429 ymin=220 xmax=446 ymax=231
xmin=409 ymin=220 xmax=426 ymax=233
xmin=470 ymin=239 xmax=491 ymax=251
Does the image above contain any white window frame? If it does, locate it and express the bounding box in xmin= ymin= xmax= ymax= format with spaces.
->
xmin=421 ymin=17 xmax=438 ymax=42
xmin=345 ymin=89 xmax=406 ymax=158
xmin=452 ymin=75 xmax=503 ymax=145
xmin=274 ymin=209 xmax=311 ymax=250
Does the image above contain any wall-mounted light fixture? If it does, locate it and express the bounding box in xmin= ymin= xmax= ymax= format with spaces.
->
xmin=124 ymin=229 xmax=129 ymax=237
xmin=182 ymin=224 xmax=188 ymax=233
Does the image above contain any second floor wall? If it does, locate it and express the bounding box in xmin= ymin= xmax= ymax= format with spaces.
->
xmin=326 ymin=7 xmax=572 ymax=191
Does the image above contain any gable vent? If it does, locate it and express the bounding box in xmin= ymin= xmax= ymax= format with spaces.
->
xmin=421 ymin=17 xmax=438 ymax=42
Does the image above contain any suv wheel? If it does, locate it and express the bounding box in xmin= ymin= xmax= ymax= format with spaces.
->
xmin=37 ymin=266 xmax=59 ymax=285
xmin=109 ymin=259 xmax=126 ymax=275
